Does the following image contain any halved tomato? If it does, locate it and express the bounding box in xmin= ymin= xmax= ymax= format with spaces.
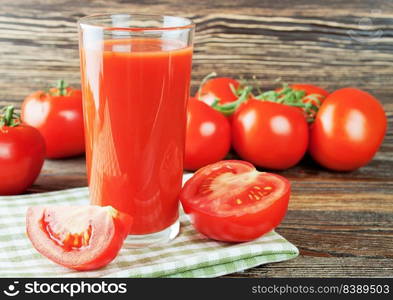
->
xmin=180 ymin=160 xmax=290 ymax=242
xmin=26 ymin=205 xmax=132 ymax=271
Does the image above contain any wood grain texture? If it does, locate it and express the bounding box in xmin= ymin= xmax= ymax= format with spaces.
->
xmin=225 ymin=256 xmax=393 ymax=277
xmin=0 ymin=0 xmax=392 ymax=278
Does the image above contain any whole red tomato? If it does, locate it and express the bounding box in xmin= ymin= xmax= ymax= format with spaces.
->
xmin=309 ymin=88 xmax=387 ymax=171
xmin=232 ymin=99 xmax=309 ymax=170
xmin=195 ymin=76 xmax=240 ymax=106
xmin=0 ymin=106 xmax=45 ymax=195
xmin=184 ymin=98 xmax=231 ymax=171
xmin=21 ymin=80 xmax=84 ymax=159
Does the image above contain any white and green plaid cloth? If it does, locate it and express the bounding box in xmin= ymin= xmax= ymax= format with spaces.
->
xmin=0 ymin=174 xmax=298 ymax=278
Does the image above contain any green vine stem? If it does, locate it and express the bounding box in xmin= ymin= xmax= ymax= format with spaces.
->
xmin=56 ymin=79 xmax=68 ymax=96
xmin=0 ymin=106 xmax=20 ymax=127
xmin=254 ymin=84 xmax=323 ymax=122
xmin=211 ymin=86 xmax=253 ymax=116
xmin=47 ymin=80 xmax=69 ymax=96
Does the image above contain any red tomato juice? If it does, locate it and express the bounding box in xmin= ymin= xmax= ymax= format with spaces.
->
xmin=80 ymin=38 xmax=193 ymax=234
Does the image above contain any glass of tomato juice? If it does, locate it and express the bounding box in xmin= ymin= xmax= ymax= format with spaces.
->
xmin=78 ymin=14 xmax=194 ymax=247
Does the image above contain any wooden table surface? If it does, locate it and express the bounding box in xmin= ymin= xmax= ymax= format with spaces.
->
xmin=1 ymin=0 xmax=392 ymax=277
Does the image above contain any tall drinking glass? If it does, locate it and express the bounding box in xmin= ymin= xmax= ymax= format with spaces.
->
xmin=78 ymin=14 xmax=194 ymax=247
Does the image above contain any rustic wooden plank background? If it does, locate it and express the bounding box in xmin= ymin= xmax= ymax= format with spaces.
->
xmin=0 ymin=0 xmax=392 ymax=277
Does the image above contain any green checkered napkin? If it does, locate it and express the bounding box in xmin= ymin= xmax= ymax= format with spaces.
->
xmin=0 ymin=174 xmax=298 ymax=278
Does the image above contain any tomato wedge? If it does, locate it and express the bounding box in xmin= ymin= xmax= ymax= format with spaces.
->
xmin=180 ymin=160 xmax=290 ymax=242
xmin=26 ymin=205 xmax=132 ymax=271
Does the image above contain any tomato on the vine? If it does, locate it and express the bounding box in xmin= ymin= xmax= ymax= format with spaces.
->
xmin=290 ymin=84 xmax=329 ymax=114
xmin=290 ymin=83 xmax=329 ymax=99
xmin=22 ymin=80 xmax=85 ymax=159
xmin=184 ymin=98 xmax=231 ymax=171
xmin=180 ymin=160 xmax=290 ymax=242
xmin=0 ymin=106 xmax=45 ymax=195
xmin=26 ymin=205 xmax=132 ymax=271
xmin=232 ymin=99 xmax=309 ymax=170
xmin=257 ymin=83 xmax=329 ymax=122
xmin=195 ymin=75 xmax=241 ymax=106
xmin=309 ymin=88 xmax=387 ymax=171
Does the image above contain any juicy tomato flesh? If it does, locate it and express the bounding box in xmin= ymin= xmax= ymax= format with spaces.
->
xmin=42 ymin=208 xmax=93 ymax=251
xmin=27 ymin=205 xmax=132 ymax=271
xmin=180 ymin=160 xmax=290 ymax=242
xmin=193 ymin=167 xmax=285 ymax=217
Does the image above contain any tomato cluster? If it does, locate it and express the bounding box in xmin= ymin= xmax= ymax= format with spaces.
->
xmin=3 ymin=75 xmax=388 ymax=271
xmin=185 ymin=75 xmax=387 ymax=172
